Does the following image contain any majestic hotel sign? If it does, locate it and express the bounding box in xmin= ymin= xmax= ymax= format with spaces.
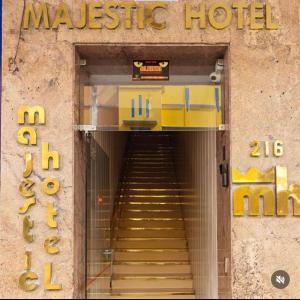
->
xmin=22 ymin=1 xmax=279 ymax=31
xmin=17 ymin=106 xmax=63 ymax=291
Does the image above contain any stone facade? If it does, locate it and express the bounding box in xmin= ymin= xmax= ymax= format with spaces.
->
xmin=1 ymin=0 xmax=299 ymax=298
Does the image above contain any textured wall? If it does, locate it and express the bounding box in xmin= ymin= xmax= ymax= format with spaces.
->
xmin=0 ymin=0 xmax=299 ymax=298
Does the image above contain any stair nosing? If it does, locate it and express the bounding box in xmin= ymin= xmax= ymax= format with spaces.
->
xmin=117 ymin=237 xmax=187 ymax=241
xmin=112 ymin=274 xmax=193 ymax=280
xmin=113 ymin=260 xmax=191 ymax=266
xmin=115 ymin=249 xmax=188 ymax=252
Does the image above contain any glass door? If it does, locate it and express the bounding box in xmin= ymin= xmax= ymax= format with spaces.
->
xmin=86 ymin=136 xmax=112 ymax=298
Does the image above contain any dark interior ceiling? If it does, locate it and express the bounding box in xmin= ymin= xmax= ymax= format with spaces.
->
xmin=76 ymin=44 xmax=227 ymax=75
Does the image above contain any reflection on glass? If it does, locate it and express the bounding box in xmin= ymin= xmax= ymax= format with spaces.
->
xmin=80 ymin=85 xmax=222 ymax=131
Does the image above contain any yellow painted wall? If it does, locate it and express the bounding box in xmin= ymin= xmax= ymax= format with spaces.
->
xmin=119 ymin=85 xmax=222 ymax=130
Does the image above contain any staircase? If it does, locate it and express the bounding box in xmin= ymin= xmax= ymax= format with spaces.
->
xmin=109 ymin=133 xmax=195 ymax=299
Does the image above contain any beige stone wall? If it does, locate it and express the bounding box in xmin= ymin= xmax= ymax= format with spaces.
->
xmin=0 ymin=0 xmax=299 ymax=298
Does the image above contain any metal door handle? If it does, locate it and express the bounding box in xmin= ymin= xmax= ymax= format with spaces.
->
xmin=219 ymin=163 xmax=229 ymax=187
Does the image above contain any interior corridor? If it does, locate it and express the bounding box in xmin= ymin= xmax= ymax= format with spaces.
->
xmin=111 ymin=133 xmax=194 ymax=299
xmin=86 ymin=131 xmax=219 ymax=299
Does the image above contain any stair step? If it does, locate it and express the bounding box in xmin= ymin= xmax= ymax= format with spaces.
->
xmin=128 ymin=148 xmax=173 ymax=152
xmin=126 ymin=158 xmax=173 ymax=162
xmin=123 ymin=178 xmax=177 ymax=183
xmin=126 ymin=157 xmax=172 ymax=160
xmin=112 ymin=276 xmax=193 ymax=290
xmin=126 ymin=153 xmax=173 ymax=156
xmin=119 ymin=199 xmax=183 ymax=205
xmin=87 ymin=276 xmax=111 ymax=290
xmin=121 ymin=183 xmax=179 ymax=188
xmin=126 ymin=165 xmax=174 ymax=169
xmin=88 ymin=290 xmax=195 ymax=299
xmin=128 ymin=146 xmax=174 ymax=149
xmin=119 ymin=203 xmax=182 ymax=210
xmin=121 ymin=190 xmax=180 ymax=196
xmin=121 ymin=211 xmax=182 ymax=219
xmin=114 ymin=249 xmax=189 ymax=261
xmin=116 ymin=238 xmax=187 ymax=249
xmin=121 ymin=195 xmax=184 ymax=200
xmin=117 ymin=229 xmax=185 ymax=238
xmin=126 ymin=169 xmax=176 ymax=173
xmin=126 ymin=175 xmax=176 ymax=179
xmin=127 ymin=167 xmax=174 ymax=171
xmin=128 ymin=154 xmax=172 ymax=158
xmin=126 ymin=171 xmax=175 ymax=175
xmin=113 ymin=263 xmax=191 ymax=274
xmin=119 ymin=219 xmax=184 ymax=228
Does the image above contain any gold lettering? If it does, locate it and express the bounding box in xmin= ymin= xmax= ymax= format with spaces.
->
xmin=47 ymin=203 xmax=58 ymax=228
xmin=19 ymin=197 xmax=36 ymax=214
xmin=276 ymin=166 xmax=300 ymax=216
xmin=23 ymin=3 xmax=50 ymax=29
xmin=274 ymin=140 xmax=284 ymax=157
xmin=18 ymin=127 xmax=37 ymax=145
xmin=19 ymin=179 xmax=35 ymax=198
xmin=89 ymin=1 xmax=103 ymax=29
xmin=44 ymin=236 xmax=60 ymax=255
xmin=233 ymin=186 xmax=275 ymax=216
xmin=23 ymin=216 xmax=34 ymax=242
xmin=43 ymin=177 xmax=60 ymax=195
xmin=137 ymin=3 xmax=145 ymax=29
xmin=147 ymin=2 xmax=167 ymax=30
xmin=76 ymin=3 xmax=87 ymax=29
xmin=52 ymin=3 xmax=74 ymax=29
xmin=44 ymin=263 xmax=62 ymax=290
xmin=266 ymin=2 xmax=279 ymax=30
xmin=24 ymin=251 xmax=32 ymax=270
xmin=232 ymin=2 xmax=248 ymax=29
xmin=42 ymin=143 xmax=60 ymax=170
xmin=19 ymin=272 xmax=39 ymax=291
xmin=104 ymin=1 xmax=120 ymax=30
xmin=120 ymin=1 xmax=136 ymax=29
xmin=18 ymin=106 xmax=45 ymax=125
xmin=250 ymin=2 xmax=264 ymax=30
xmin=23 ymin=152 xmax=33 ymax=178
xmin=185 ymin=3 xmax=206 ymax=29
xmin=232 ymin=167 xmax=275 ymax=184
xmin=208 ymin=2 xmax=232 ymax=30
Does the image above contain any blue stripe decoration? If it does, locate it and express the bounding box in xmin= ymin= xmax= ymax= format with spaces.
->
xmin=131 ymin=99 xmax=135 ymax=118
xmin=146 ymin=99 xmax=150 ymax=118
xmin=138 ymin=95 xmax=142 ymax=116
xmin=185 ymin=88 xmax=190 ymax=112
xmin=215 ymin=88 xmax=220 ymax=112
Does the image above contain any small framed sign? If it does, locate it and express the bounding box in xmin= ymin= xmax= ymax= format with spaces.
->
xmin=133 ymin=60 xmax=169 ymax=81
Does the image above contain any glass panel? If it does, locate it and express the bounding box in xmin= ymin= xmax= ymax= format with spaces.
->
xmin=80 ymin=84 xmax=223 ymax=131
xmin=86 ymin=137 xmax=111 ymax=298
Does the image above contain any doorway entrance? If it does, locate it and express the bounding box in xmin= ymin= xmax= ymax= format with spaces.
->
xmin=74 ymin=44 xmax=231 ymax=299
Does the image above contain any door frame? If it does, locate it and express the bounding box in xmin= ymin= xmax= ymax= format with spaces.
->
xmin=216 ymin=47 xmax=232 ymax=299
xmin=73 ymin=43 xmax=232 ymax=299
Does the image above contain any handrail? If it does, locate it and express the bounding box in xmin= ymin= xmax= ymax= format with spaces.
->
xmin=86 ymin=263 xmax=111 ymax=288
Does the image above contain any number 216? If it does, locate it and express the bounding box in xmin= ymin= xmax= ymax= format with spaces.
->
xmin=250 ymin=140 xmax=284 ymax=157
